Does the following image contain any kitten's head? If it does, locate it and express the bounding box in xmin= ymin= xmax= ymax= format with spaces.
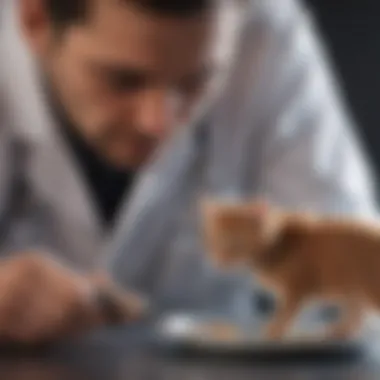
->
xmin=201 ymin=198 xmax=283 ymax=269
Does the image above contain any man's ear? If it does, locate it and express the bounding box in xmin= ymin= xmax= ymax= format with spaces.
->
xmin=18 ymin=0 xmax=54 ymax=56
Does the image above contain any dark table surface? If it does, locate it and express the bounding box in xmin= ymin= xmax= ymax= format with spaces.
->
xmin=1 ymin=323 xmax=380 ymax=380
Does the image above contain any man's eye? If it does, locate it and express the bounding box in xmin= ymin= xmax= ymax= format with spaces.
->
xmin=106 ymin=72 xmax=146 ymax=92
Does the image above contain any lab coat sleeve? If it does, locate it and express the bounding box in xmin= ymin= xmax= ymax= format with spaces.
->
xmin=0 ymin=119 xmax=55 ymax=256
xmin=0 ymin=124 xmax=13 ymax=226
xmin=0 ymin=126 xmax=27 ymax=254
xmin=246 ymin=0 xmax=378 ymax=217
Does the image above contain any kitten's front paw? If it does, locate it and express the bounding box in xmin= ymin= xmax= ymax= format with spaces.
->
xmin=264 ymin=322 xmax=287 ymax=341
xmin=325 ymin=324 xmax=357 ymax=341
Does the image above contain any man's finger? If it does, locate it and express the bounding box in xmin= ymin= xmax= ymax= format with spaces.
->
xmin=93 ymin=283 xmax=149 ymax=325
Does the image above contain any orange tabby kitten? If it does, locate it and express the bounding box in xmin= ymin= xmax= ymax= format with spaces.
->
xmin=201 ymin=199 xmax=380 ymax=340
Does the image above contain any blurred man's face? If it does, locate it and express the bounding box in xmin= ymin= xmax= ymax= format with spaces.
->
xmin=20 ymin=0 xmax=241 ymax=169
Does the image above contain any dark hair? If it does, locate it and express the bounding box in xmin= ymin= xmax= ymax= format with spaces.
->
xmin=45 ymin=0 xmax=215 ymax=29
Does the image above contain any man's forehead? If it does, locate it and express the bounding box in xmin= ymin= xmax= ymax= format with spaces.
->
xmin=79 ymin=0 xmax=243 ymax=74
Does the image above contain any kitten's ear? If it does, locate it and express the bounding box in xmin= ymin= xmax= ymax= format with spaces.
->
xmin=247 ymin=199 xmax=270 ymax=218
xmin=199 ymin=196 xmax=220 ymax=218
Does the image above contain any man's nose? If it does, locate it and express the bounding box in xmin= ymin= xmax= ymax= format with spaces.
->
xmin=134 ymin=89 xmax=179 ymax=138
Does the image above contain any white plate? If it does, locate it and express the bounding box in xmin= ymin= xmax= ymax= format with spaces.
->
xmin=154 ymin=312 xmax=374 ymax=354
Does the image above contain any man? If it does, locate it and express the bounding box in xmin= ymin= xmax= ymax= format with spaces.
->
xmin=0 ymin=0 xmax=376 ymax=343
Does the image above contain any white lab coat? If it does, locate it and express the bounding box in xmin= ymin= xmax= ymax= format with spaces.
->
xmin=0 ymin=0 xmax=377 ymax=314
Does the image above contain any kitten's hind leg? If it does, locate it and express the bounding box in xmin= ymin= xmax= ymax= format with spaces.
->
xmin=264 ymin=291 xmax=303 ymax=340
xmin=325 ymin=296 xmax=364 ymax=340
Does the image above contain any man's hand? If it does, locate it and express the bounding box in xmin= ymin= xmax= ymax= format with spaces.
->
xmin=0 ymin=252 xmax=147 ymax=346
